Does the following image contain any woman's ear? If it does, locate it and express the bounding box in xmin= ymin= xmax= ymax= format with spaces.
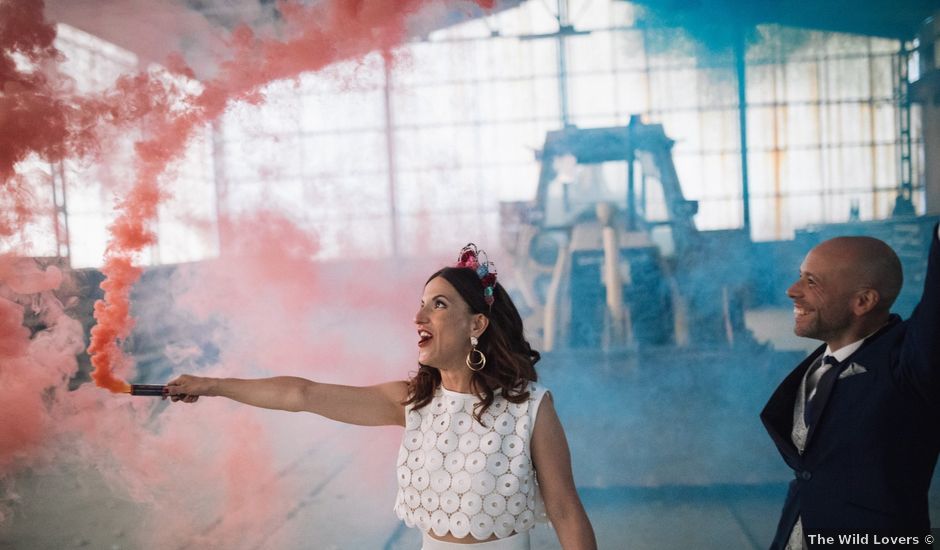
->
xmin=471 ymin=313 xmax=489 ymax=337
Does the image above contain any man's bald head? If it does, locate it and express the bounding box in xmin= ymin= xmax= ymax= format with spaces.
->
xmin=812 ymin=235 xmax=903 ymax=313
xmin=789 ymin=235 xmax=902 ymax=349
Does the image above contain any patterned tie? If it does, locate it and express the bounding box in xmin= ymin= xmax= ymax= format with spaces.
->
xmin=804 ymin=355 xmax=841 ymax=426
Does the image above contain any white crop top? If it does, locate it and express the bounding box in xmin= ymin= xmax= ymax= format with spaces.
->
xmin=394 ymin=382 xmax=548 ymax=540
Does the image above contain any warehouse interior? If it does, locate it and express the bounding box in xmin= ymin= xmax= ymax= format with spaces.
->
xmin=2 ymin=0 xmax=940 ymax=548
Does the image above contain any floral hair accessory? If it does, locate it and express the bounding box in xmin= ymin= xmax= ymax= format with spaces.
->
xmin=456 ymin=243 xmax=497 ymax=307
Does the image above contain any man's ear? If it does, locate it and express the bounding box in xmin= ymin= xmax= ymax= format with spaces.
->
xmin=852 ymin=288 xmax=880 ymax=316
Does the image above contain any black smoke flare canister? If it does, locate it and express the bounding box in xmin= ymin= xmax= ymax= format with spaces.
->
xmin=129 ymin=384 xmax=168 ymax=396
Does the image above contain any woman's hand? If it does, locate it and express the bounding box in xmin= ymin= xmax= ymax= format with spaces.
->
xmin=166 ymin=374 xmax=217 ymax=403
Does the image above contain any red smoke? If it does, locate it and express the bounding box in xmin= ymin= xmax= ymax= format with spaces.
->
xmin=0 ymin=0 xmax=63 ymax=237
xmin=1 ymin=0 xmax=495 ymax=391
xmin=1 ymin=0 xmax=495 ymax=543
xmin=0 ymin=256 xmax=83 ymax=523
xmin=78 ymin=0 xmax=494 ymax=393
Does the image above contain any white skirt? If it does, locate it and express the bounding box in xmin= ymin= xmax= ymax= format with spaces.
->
xmin=421 ymin=531 xmax=530 ymax=550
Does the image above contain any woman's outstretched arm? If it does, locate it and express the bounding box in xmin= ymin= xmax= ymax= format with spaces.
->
xmin=531 ymin=393 xmax=598 ymax=550
xmin=167 ymin=375 xmax=409 ymax=427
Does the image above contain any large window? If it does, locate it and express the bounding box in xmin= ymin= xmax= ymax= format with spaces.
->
xmin=13 ymin=2 xmax=922 ymax=265
xmin=217 ymin=1 xmax=919 ymax=260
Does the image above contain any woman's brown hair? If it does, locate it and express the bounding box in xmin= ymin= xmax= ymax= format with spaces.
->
xmin=404 ymin=267 xmax=540 ymax=425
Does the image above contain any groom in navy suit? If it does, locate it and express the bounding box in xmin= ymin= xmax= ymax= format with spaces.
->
xmin=761 ymin=223 xmax=940 ymax=549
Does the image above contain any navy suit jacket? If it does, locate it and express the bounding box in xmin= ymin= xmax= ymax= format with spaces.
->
xmin=761 ymin=224 xmax=940 ymax=549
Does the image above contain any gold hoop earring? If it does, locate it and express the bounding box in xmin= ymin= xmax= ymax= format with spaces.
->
xmin=466 ymin=336 xmax=486 ymax=372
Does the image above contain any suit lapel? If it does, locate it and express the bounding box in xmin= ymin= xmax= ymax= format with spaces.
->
xmin=804 ymin=357 xmax=844 ymax=444
xmin=761 ymin=345 xmax=826 ymax=465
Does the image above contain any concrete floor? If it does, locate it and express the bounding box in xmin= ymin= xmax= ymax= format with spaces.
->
xmin=0 ymin=464 xmax=788 ymax=550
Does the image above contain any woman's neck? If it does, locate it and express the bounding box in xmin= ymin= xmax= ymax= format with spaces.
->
xmin=439 ymin=368 xmax=473 ymax=394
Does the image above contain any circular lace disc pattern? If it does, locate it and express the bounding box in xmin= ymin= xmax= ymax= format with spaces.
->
xmin=394 ymin=384 xmax=545 ymax=540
